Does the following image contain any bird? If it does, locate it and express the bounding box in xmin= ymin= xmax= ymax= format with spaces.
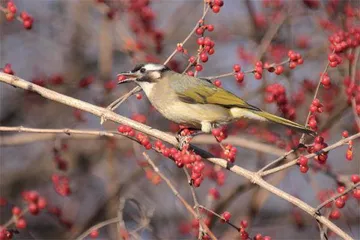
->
xmin=118 ymin=63 xmax=314 ymax=135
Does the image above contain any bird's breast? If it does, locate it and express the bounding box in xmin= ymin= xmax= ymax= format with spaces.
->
xmin=147 ymin=85 xmax=232 ymax=128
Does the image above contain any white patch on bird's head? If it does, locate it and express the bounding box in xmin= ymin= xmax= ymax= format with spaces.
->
xmin=142 ymin=63 xmax=167 ymax=72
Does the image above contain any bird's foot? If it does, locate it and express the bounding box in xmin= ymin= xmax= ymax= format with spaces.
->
xmin=176 ymin=134 xmax=192 ymax=150
xmin=176 ymin=128 xmax=202 ymax=150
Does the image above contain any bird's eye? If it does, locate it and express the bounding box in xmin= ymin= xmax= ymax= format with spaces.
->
xmin=140 ymin=68 xmax=146 ymax=73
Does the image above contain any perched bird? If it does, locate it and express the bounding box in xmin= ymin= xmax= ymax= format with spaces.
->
xmin=118 ymin=63 xmax=314 ymax=135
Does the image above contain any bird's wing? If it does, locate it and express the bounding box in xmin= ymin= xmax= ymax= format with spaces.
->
xmin=171 ymin=75 xmax=260 ymax=111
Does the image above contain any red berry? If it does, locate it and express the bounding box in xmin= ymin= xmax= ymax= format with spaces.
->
xmin=233 ymin=64 xmax=241 ymax=72
xmin=195 ymin=64 xmax=203 ymax=72
xmin=90 ymin=229 xmax=99 ymax=238
xmin=335 ymin=198 xmax=345 ymax=208
xmin=23 ymin=20 xmax=32 ymax=30
xmin=297 ymin=156 xmax=308 ymax=166
xmin=136 ymin=93 xmax=142 ymax=100
xmin=274 ymin=65 xmax=284 ymax=75
xmin=289 ymin=61 xmax=297 ymax=69
xmin=255 ymin=61 xmax=263 ymax=67
xmin=189 ymin=56 xmax=197 ymax=64
xmin=197 ymin=37 xmax=205 ymax=45
xmin=299 ymin=165 xmax=309 ymax=173
xmin=254 ymin=72 xmax=262 ymax=80
xmin=27 ymin=191 xmax=39 ymax=202
xmin=207 ymin=24 xmax=214 ymax=32
xmin=351 ymin=175 xmax=360 ymax=184
xmin=28 ymin=203 xmax=39 ymax=215
xmin=196 ymin=27 xmax=204 ymax=35
xmin=289 ymin=53 xmax=298 ymax=61
xmin=12 ymin=206 xmax=21 ymax=216
xmin=214 ymin=0 xmax=224 ymax=7
xmin=353 ymin=189 xmax=360 ymax=199
xmin=342 ymin=131 xmax=349 ymax=138
xmin=240 ymin=220 xmax=248 ymax=228
xmin=329 ymin=209 xmax=341 ymax=219
xmin=200 ymin=53 xmax=208 ymax=62
xmin=222 ymin=211 xmax=231 ymax=222
xmin=212 ymin=5 xmax=220 ymax=13
xmin=37 ymin=197 xmax=47 ymax=209
xmin=214 ymin=80 xmax=221 ymax=87
xmin=329 ymin=61 xmax=338 ymax=67
xmin=16 ymin=218 xmax=27 ymax=229
xmin=235 ymin=72 xmax=244 ymax=82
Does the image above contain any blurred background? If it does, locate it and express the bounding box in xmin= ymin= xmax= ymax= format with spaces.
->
xmin=0 ymin=0 xmax=359 ymax=239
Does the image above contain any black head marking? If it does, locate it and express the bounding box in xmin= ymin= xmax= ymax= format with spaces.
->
xmin=131 ymin=63 xmax=145 ymax=73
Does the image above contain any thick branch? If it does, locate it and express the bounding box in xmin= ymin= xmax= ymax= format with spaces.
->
xmin=0 ymin=73 xmax=353 ymax=239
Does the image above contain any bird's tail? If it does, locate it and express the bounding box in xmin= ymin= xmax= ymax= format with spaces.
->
xmin=254 ymin=111 xmax=315 ymax=135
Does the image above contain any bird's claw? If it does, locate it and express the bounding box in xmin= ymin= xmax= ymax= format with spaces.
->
xmin=176 ymin=134 xmax=193 ymax=150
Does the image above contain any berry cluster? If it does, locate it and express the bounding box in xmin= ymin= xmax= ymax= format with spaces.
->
xmin=287 ymin=50 xmax=304 ymax=69
xmin=344 ymin=77 xmax=360 ymax=116
xmin=136 ymin=133 xmax=152 ymax=150
xmin=20 ymin=11 xmax=33 ymax=30
xmin=52 ymin=174 xmax=71 ymax=196
xmin=117 ymin=125 xmax=136 ymax=136
xmin=221 ymin=144 xmax=237 ymax=163
xmin=128 ymin=0 xmax=164 ymax=53
xmin=297 ymin=155 xmax=309 ymax=173
xmin=328 ymin=28 xmax=360 ymax=53
xmin=233 ymin=64 xmax=245 ymax=83
xmin=253 ymin=61 xmax=263 ymax=80
xmin=265 ymin=83 xmax=296 ymax=120
xmin=328 ymin=53 xmax=342 ymax=68
xmin=308 ymin=136 xmax=329 ymax=164
xmin=309 ymin=99 xmax=323 ymax=114
xmin=2 ymin=0 xmax=34 ymax=30
xmin=154 ymin=140 xmax=205 ymax=187
xmin=0 ymin=191 xmax=48 ymax=239
xmin=320 ymin=73 xmax=331 ymax=89
xmin=221 ymin=211 xmax=231 ymax=222
xmin=209 ymin=0 xmax=224 ymax=13
xmin=318 ymin=183 xmax=360 ymax=221
xmin=196 ymin=24 xmax=215 ymax=36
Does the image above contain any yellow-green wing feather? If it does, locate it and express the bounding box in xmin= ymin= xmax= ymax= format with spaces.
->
xmin=172 ymin=74 xmax=260 ymax=111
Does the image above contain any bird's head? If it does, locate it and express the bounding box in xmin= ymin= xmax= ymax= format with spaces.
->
xmin=118 ymin=63 xmax=170 ymax=96
xmin=118 ymin=63 xmax=170 ymax=83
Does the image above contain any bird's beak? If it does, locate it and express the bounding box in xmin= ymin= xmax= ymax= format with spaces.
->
xmin=117 ymin=71 xmax=139 ymax=84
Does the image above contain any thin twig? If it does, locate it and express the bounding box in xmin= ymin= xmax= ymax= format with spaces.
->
xmin=205 ymin=59 xmax=290 ymax=80
xmin=316 ymin=182 xmax=360 ymax=212
xmin=143 ymin=152 xmax=217 ymax=240
xmin=163 ymin=4 xmax=210 ymax=65
xmin=257 ymin=149 xmax=295 ymax=173
xmin=260 ymin=133 xmax=360 ymax=177
xmin=75 ymin=217 xmax=119 ymax=240
xmin=299 ymin=50 xmax=335 ymax=144
xmin=100 ymin=86 xmax=141 ymax=124
xmin=197 ymin=205 xmax=240 ymax=232
xmin=183 ymin=169 xmax=205 ymax=240
xmin=350 ymin=47 xmax=360 ymax=129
